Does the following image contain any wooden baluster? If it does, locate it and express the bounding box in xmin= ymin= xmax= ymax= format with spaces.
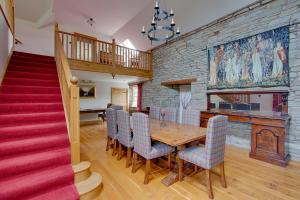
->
xmin=129 ymin=49 xmax=132 ymax=68
xmin=112 ymin=39 xmax=116 ymax=76
xmin=148 ymin=50 xmax=152 ymax=71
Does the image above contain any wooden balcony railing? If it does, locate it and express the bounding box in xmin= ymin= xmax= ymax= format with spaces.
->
xmin=58 ymin=31 xmax=152 ymax=75
xmin=54 ymin=24 xmax=80 ymax=164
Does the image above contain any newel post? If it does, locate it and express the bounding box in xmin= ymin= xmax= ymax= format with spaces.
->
xmin=70 ymin=76 xmax=80 ymax=164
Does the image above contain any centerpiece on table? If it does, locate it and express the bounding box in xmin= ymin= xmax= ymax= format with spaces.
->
xmin=160 ymin=108 xmax=166 ymax=127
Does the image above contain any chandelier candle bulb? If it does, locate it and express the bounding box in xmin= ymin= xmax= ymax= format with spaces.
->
xmin=170 ymin=8 xmax=174 ymax=16
xmin=176 ymin=27 xmax=180 ymax=34
xmin=171 ymin=18 xmax=175 ymax=26
xmin=151 ymin=16 xmax=156 ymax=26
xmin=142 ymin=26 xmax=145 ymax=34
xmin=155 ymin=1 xmax=159 ymax=9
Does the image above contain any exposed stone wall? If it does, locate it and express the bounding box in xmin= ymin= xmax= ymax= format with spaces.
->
xmin=142 ymin=0 xmax=300 ymax=160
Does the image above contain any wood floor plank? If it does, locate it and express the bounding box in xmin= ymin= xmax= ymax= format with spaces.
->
xmin=80 ymin=124 xmax=300 ymax=200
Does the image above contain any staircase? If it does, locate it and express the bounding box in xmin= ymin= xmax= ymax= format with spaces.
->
xmin=0 ymin=52 xmax=102 ymax=199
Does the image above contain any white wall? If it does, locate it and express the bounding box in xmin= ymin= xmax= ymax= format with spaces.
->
xmin=80 ymin=80 xmax=128 ymax=121
xmin=15 ymin=18 xmax=54 ymax=56
xmin=0 ymin=5 xmax=14 ymax=84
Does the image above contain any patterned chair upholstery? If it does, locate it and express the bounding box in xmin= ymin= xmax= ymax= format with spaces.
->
xmin=182 ymin=109 xmax=200 ymax=126
xmin=106 ymin=108 xmax=119 ymax=155
xmin=149 ymin=106 xmax=160 ymax=119
xmin=131 ymin=113 xmax=174 ymax=184
xmin=117 ymin=110 xmax=133 ymax=148
xmin=116 ymin=110 xmax=134 ymax=166
xmin=132 ymin=113 xmax=174 ymax=160
xmin=178 ymin=115 xmax=228 ymax=199
xmin=106 ymin=108 xmax=118 ymax=140
xmin=164 ymin=107 xmax=177 ymax=122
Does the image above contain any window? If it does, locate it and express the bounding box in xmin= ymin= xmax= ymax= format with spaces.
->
xmin=129 ymin=85 xmax=138 ymax=108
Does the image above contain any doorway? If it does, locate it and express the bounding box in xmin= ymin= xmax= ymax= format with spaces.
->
xmin=111 ymin=88 xmax=128 ymax=111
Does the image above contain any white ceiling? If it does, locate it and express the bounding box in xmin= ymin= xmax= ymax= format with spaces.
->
xmin=14 ymin=0 xmax=257 ymax=50
xmin=72 ymin=70 xmax=148 ymax=84
xmin=15 ymin=0 xmax=52 ymax=22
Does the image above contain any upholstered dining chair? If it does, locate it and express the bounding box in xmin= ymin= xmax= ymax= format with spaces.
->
xmin=149 ymin=106 xmax=160 ymax=119
xmin=116 ymin=110 xmax=134 ymax=167
xmin=178 ymin=115 xmax=228 ymax=199
xmin=182 ymin=109 xmax=200 ymax=126
xmin=131 ymin=113 xmax=174 ymax=184
xmin=106 ymin=108 xmax=118 ymax=156
xmin=164 ymin=107 xmax=177 ymax=122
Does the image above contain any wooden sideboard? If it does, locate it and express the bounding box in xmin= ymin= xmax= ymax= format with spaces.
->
xmin=201 ymin=109 xmax=290 ymax=167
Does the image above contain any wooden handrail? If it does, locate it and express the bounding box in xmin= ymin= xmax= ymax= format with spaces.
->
xmin=54 ymin=24 xmax=80 ymax=164
xmin=0 ymin=0 xmax=15 ymax=46
xmin=58 ymin=30 xmax=152 ymax=71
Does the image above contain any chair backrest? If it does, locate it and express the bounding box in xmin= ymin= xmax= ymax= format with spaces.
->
xmin=132 ymin=113 xmax=152 ymax=158
xmin=116 ymin=110 xmax=132 ymax=147
xmin=182 ymin=109 xmax=200 ymax=126
xmin=205 ymin=115 xmax=228 ymax=169
xmin=106 ymin=108 xmax=118 ymax=139
xmin=164 ymin=107 xmax=177 ymax=122
xmin=149 ymin=106 xmax=160 ymax=119
xmin=111 ymin=105 xmax=123 ymax=110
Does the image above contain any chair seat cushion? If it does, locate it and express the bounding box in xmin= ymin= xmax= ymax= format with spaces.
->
xmin=178 ymin=145 xmax=208 ymax=169
xmin=147 ymin=142 xmax=174 ymax=160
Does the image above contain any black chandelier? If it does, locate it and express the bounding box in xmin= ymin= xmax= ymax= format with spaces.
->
xmin=141 ymin=1 xmax=180 ymax=43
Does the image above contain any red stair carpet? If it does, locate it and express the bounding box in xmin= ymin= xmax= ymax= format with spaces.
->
xmin=0 ymin=51 xmax=79 ymax=200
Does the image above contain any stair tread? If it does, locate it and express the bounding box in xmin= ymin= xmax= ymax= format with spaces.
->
xmin=7 ymin=66 xmax=58 ymax=74
xmin=0 ymin=111 xmax=65 ymax=125
xmin=0 ymin=147 xmax=70 ymax=178
xmin=73 ymin=161 xmax=91 ymax=173
xmin=13 ymin=51 xmax=54 ymax=60
xmin=76 ymin=172 xmax=102 ymax=195
xmin=0 ymin=102 xmax=64 ymax=114
xmin=0 ymin=133 xmax=69 ymax=157
xmin=0 ymin=94 xmax=61 ymax=103
xmin=5 ymin=71 xmax=58 ymax=80
xmin=3 ymin=77 xmax=60 ymax=87
xmin=27 ymin=184 xmax=79 ymax=200
xmin=0 ymin=122 xmax=67 ymax=139
xmin=0 ymin=165 xmax=74 ymax=200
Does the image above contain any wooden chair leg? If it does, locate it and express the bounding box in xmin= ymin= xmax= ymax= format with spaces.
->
xmin=106 ymin=137 xmax=110 ymax=151
xmin=206 ymin=170 xmax=214 ymax=199
xmin=117 ymin=143 xmax=122 ymax=160
xmin=144 ymin=159 xmax=151 ymax=184
xmin=220 ymin=162 xmax=227 ymax=188
xmin=194 ymin=165 xmax=198 ymax=173
xmin=132 ymin=152 xmax=137 ymax=173
xmin=112 ymin=140 xmax=117 ymax=156
xmin=167 ymin=153 xmax=172 ymax=170
xmin=178 ymin=158 xmax=184 ymax=181
xmin=126 ymin=147 xmax=132 ymax=168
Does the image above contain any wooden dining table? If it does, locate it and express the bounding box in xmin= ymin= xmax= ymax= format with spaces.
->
xmin=148 ymin=119 xmax=207 ymax=186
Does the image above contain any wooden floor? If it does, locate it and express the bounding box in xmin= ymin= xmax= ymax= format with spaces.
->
xmin=80 ymin=123 xmax=300 ymax=200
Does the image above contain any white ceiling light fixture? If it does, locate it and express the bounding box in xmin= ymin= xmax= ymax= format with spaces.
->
xmin=141 ymin=0 xmax=180 ymax=44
